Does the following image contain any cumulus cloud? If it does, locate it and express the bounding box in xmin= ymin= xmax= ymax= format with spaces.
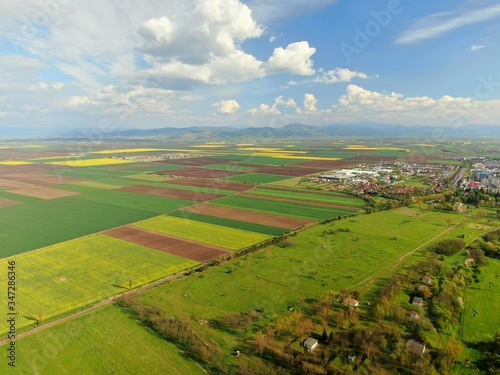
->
xmin=138 ymin=0 xmax=263 ymax=64
xmin=315 ymin=68 xmax=369 ymax=84
xmin=69 ymin=85 xmax=179 ymax=115
xmin=248 ymin=95 xmax=297 ymax=115
xmin=303 ymin=93 xmax=318 ymax=112
xmin=213 ymin=99 xmax=240 ymax=114
xmin=266 ymin=41 xmax=316 ymax=75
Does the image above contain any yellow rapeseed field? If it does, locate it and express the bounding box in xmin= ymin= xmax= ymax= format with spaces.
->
xmin=0 ymin=235 xmax=198 ymax=335
xmin=48 ymin=158 xmax=136 ymax=167
xmin=0 ymin=161 xmax=32 ymax=165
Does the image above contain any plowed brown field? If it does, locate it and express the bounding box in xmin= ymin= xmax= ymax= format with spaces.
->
xmin=104 ymin=226 xmax=229 ymax=262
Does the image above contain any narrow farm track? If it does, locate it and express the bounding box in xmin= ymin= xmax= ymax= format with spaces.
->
xmin=348 ymin=223 xmax=461 ymax=291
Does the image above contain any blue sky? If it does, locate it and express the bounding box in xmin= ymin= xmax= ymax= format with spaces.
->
xmin=1 ymin=0 xmax=499 ymax=129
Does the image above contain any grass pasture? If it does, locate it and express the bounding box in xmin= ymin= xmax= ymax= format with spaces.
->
xmin=6 ymin=306 xmax=205 ymax=375
xmin=135 ymin=215 xmax=271 ymax=250
xmin=136 ymin=209 xmax=465 ymax=321
xmin=462 ymin=258 xmax=500 ymax=343
xmin=0 ymin=235 xmax=198 ymax=335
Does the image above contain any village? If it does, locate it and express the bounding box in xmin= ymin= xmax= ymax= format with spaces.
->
xmin=309 ymin=162 xmax=458 ymax=200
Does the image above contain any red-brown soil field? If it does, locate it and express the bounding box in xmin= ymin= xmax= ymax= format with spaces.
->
xmin=3 ymin=172 xmax=84 ymax=185
xmin=10 ymin=186 xmax=80 ymax=199
xmin=119 ymin=185 xmax=225 ymax=201
xmin=0 ymin=179 xmax=34 ymax=189
xmin=181 ymin=203 xmax=311 ymax=229
xmin=104 ymin=226 xmax=229 ymax=262
xmin=0 ymin=198 xmax=21 ymax=207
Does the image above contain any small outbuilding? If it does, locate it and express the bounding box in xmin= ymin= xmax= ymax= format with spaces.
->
xmin=421 ymin=275 xmax=432 ymax=285
xmin=412 ymin=297 xmax=423 ymax=307
xmin=343 ymin=298 xmax=359 ymax=307
xmin=302 ymin=337 xmax=319 ymax=351
xmin=408 ymin=339 xmax=426 ymax=355
xmin=410 ymin=311 xmax=420 ymax=320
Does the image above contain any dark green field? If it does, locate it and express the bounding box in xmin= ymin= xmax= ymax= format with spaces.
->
xmin=168 ymin=210 xmax=289 ymax=236
xmin=210 ymin=195 xmax=358 ymax=220
xmin=0 ymin=191 xmax=193 ymax=257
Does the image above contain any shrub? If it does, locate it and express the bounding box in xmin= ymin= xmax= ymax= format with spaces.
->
xmin=428 ymin=239 xmax=466 ymax=256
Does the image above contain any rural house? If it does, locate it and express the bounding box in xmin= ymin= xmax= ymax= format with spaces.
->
xmin=421 ymin=275 xmax=432 ymax=285
xmin=453 ymin=202 xmax=467 ymax=213
xmin=408 ymin=340 xmax=426 ymax=355
xmin=412 ymin=297 xmax=423 ymax=307
xmin=410 ymin=311 xmax=420 ymax=320
xmin=302 ymin=337 xmax=318 ymax=351
xmin=343 ymin=298 xmax=359 ymax=307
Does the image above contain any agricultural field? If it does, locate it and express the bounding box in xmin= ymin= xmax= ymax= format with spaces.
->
xmin=135 ymin=215 xmax=271 ymax=250
xmin=168 ymin=210 xmax=289 ymax=236
xmin=210 ymin=195 xmax=358 ymax=220
xmin=218 ymin=173 xmax=293 ymax=184
xmin=0 ymin=190 xmax=194 ymax=257
xmin=246 ymin=187 xmax=366 ymax=207
xmin=0 ymin=235 xmax=198 ymax=335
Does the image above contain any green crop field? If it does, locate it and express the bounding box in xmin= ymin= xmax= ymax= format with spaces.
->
xmin=168 ymin=210 xmax=289 ymax=236
xmin=201 ymin=163 xmax=255 ymax=171
xmin=135 ymin=215 xmax=271 ymax=250
xmin=210 ymin=195 xmax=355 ymax=220
xmin=0 ymin=235 xmax=198 ymax=335
xmin=0 ymin=191 xmax=194 ymax=257
xmin=136 ymin=209 xmax=465 ymax=320
xmin=215 ymin=154 xmax=309 ymax=165
xmin=462 ymin=258 xmax=500 ymax=342
xmin=5 ymin=306 xmax=205 ymax=375
xmin=118 ymin=164 xmax=187 ymax=172
xmin=219 ymin=173 xmax=292 ymax=184
xmin=247 ymin=187 xmax=366 ymax=206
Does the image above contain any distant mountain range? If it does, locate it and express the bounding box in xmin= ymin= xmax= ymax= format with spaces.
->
xmin=3 ymin=122 xmax=500 ymax=140
xmin=104 ymin=122 xmax=500 ymax=140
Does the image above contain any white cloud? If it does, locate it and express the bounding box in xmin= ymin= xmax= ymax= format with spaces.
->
xmin=470 ymin=44 xmax=485 ymax=52
xmin=138 ymin=0 xmax=263 ymax=65
xmin=212 ymin=99 xmax=240 ymax=114
xmin=396 ymin=4 xmax=500 ymax=44
xmin=68 ymin=86 xmax=179 ymax=115
xmin=315 ymin=68 xmax=369 ymax=84
xmin=303 ymin=93 xmax=318 ymax=112
xmin=248 ymin=95 xmax=297 ymax=115
xmin=266 ymin=41 xmax=316 ymax=75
